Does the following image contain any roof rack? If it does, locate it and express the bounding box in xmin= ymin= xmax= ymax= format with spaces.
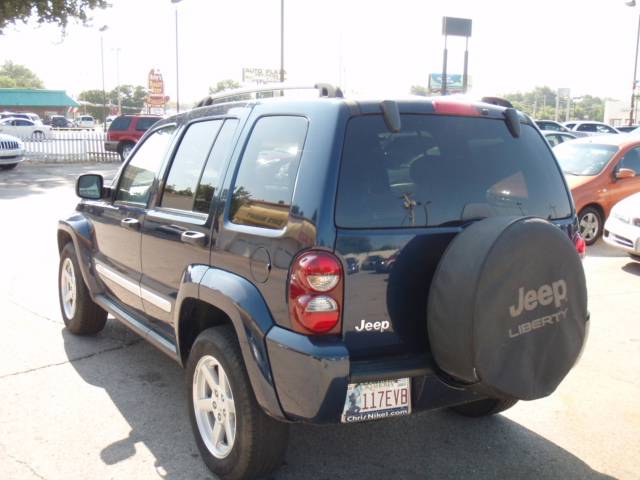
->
xmin=195 ymin=83 xmax=343 ymax=108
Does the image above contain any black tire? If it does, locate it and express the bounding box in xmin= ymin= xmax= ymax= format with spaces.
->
xmin=0 ymin=163 xmax=18 ymax=170
xmin=630 ymin=253 xmax=640 ymax=262
xmin=450 ymin=398 xmax=518 ymax=417
xmin=578 ymin=206 xmax=603 ymax=245
xmin=186 ymin=326 xmax=289 ymax=480
xmin=119 ymin=142 xmax=134 ymax=162
xmin=58 ymin=242 xmax=107 ymax=335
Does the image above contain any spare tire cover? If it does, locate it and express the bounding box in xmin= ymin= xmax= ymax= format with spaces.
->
xmin=427 ymin=216 xmax=588 ymax=401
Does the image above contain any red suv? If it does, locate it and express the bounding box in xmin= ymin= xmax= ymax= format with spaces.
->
xmin=105 ymin=115 xmax=161 ymax=160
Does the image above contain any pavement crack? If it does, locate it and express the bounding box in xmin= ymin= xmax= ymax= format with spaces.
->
xmin=3 ymin=449 xmax=47 ymax=480
xmin=0 ymin=340 xmax=141 ymax=380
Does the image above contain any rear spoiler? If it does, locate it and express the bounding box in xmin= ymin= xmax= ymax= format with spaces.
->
xmin=481 ymin=97 xmax=514 ymax=108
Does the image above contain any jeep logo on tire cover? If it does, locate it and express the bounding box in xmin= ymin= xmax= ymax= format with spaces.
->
xmin=508 ymin=279 xmax=568 ymax=338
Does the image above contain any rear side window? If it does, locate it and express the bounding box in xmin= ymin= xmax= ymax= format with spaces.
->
xmin=161 ymin=120 xmax=223 ymax=211
xmin=230 ymin=116 xmax=308 ymax=229
xmin=109 ymin=116 xmax=131 ymax=132
xmin=336 ymin=115 xmax=572 ymax=228
xmin=136 ymin=117 xmax=160 ymax=132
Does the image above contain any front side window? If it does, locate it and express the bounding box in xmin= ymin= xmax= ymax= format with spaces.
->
xmin=336 ymin=115 xmax=573 ymax=228
xmin=161 ymin=120 xmax=223 ymax=211
xmin=230 ymin=116 xmax=308 ymax=229
xmin=620 ymin=147 xmax=640 ymax=173
xmin=116 ymin=126 xmax=176 ymax=204
xmin=577 ymin=123 xmax=597 ymax=132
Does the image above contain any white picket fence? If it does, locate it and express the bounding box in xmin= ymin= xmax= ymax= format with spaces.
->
xmin=16 ymin=129 xmax=120 ymax=163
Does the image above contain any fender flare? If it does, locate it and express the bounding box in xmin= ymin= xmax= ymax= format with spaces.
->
xmin=57 ymin=214 xmax=102 ymax=298
xmin=174 ymin=266 xmax=285 ymax=420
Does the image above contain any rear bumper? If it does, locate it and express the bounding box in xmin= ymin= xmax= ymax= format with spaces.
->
xmin=104 ymin=141 xmax=119 ymax=152
xmin=265 ymin=326 xmax=482 ymax=424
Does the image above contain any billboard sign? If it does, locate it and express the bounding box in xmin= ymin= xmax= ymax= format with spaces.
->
xmin=147 ymin=69 xmax=166 ymax=110
xmin=242 ymin=67 xmax=284 ymax=83
xmin=442 ymin=17 xmax=472 ymax=37
xmin=428 ymin=73 xmax=469 ymax=94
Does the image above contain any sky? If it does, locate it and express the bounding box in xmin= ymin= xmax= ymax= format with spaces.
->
xmin=0 ymin=0 xmax=638 ymax=106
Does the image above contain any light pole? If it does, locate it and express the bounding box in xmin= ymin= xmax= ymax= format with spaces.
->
xmin=280 ymin=0 xmax=285 ymax=82
xmin=113 ymin=47 xmax=122 ymax=115
xmin=171 ymin=0 xmax=183 ymax=113
xmin=626 ymin=0 xmax=640 ymax=125
xmin=99 ymin=25 xmax=108 ymax=131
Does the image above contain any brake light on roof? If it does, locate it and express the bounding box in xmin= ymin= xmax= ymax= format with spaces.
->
xmin=289 ymin=251 xmax=343 ymax=334
xmin=432 ymin=99 xmax=480 ymax=116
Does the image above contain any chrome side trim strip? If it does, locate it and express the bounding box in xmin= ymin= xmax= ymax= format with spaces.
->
xmin=140 ymin=287 xmax=172 ymax=313
xmin=95 ymin=262 xmax=140 ymax=296
xmin=95 ymin=261 xmax=172 ymax=313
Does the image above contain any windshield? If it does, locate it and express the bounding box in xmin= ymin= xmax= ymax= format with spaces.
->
xmin=336 ymin=115 xmax=572 ymax=228
xmin=554 ymin=142 xmax=618 ymax=176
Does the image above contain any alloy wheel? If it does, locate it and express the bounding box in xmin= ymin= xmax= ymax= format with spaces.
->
xmin=192 ymin=355 xmax=237 ymax=459
xmin=60 ymin=258 xmax=77 ymax=319
xmin=579 ymin=212 xmax=599 ymax=242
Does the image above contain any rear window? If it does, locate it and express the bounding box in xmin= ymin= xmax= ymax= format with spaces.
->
xmin=109 ymin=116 xmax=132 ymax=131
xmin=335 ymin=115 xmax=572 ymax=228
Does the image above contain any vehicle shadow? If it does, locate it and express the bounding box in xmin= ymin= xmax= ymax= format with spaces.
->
xmin=622 ymin=261 xmax=640 ymax=276
xmin=586 ymin=240 xmax=627 ymax=258
xmin=0 ymin=163 xmax=118 ymax=200
xmin=64 ymin=323 xmax=614 ymax=480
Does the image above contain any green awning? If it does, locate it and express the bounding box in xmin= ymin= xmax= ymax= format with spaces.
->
xmin=0 ymin=88 xmax=79 ymax=107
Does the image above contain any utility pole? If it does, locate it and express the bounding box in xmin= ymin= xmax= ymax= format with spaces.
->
xmin=115 ymin=48 xmax=122 ymax=115
xmin=631 ymin=13 xmax=640 ymax=124
xmin=99 ymin=25 xmax=108 ymax=132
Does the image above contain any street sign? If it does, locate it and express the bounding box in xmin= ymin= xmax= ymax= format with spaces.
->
xmin=429 ymin=73 xmax=470 ymax=94
xmin=242 ymin=67 xmax=285 ymax=83
xmin=558 ymin=88 xmax=571 ymax=98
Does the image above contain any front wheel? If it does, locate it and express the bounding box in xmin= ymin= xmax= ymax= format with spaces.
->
xmin=0 ymin=163 xmax=18 ymax=170
xmin=186 ymin=326 xmax=289 ymax=480
xmin=578 ymin=207 xmax=603 ymax=245
xmin=58 ymin=243 xmax=107 ymax=335
xmin=450 ymin=398 xmax=518 ymax=417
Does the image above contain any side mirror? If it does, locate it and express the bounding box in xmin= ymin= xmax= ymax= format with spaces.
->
xmin=616 ymin=168 xmax=636 ymax=179
xmin=76 ymin=174 xmax=105 ymax=199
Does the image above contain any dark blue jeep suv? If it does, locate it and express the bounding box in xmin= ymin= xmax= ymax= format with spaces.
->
xmin=58 ymin=85 xmax=589 ymax=480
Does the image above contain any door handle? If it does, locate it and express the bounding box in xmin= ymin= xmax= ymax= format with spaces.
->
xmin=181 ymin=230 xmax=207 ymax=247
xmin=120 ymin=217 xmax=140 ymax=230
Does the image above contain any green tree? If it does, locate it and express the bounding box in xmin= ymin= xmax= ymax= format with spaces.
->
xmin=0 ymin=61 xmax=44 ymax=88
xmin=410 ymin=85 xmax=429 ymax=96
xmin=209 ymin=79 xmax=241 ymax=94
xmin=0 ymin=0 xmax=108 ymax=33
xmin=502 ymin=86 xmax=605 ymax=122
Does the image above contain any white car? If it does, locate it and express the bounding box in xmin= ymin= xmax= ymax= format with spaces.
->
xmin=603 ymin=192 xmax=640 ymax=261
xmin=74 ymin=115 xmax=96 ymax=129
xmin=0 ymin=133 xmax=25 ymax=170
xmin=563 ymin=121 xmax=621 ymax=136
xmin=0 ymin=118 xmax=51 ymax=140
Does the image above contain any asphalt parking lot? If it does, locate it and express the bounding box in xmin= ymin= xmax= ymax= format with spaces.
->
xmin=0 ymin=162 xmax=638 ymax=480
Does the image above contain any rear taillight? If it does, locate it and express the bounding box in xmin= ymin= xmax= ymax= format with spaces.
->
xmin=289 ymin=251 xmax=343 ymax=334
xmin=573 ymin=232 xmax=586 ymax=258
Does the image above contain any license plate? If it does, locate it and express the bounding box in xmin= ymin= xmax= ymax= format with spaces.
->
xmin=341 ymin=378 xmax=411 ymax=423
